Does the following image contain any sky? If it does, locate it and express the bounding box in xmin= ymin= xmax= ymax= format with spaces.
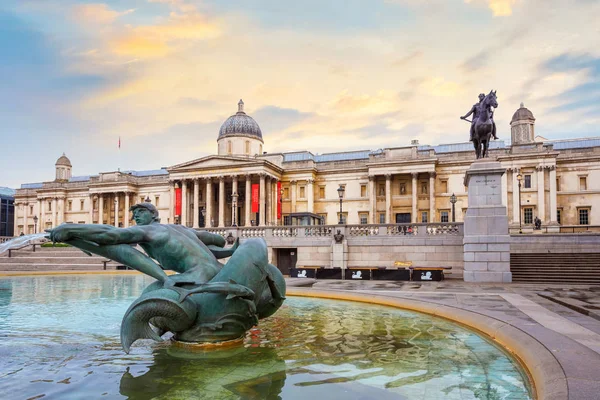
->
xmin=1 ymin=0 xmax=599 ymax=188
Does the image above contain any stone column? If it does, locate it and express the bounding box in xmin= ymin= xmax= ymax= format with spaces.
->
xmin=124 ymin=192 xmax=130 ymax=227
xmin=58 ymin=197 xmax=64 ymax=225
xmin=52 ymin=198 xmax=57 ymax=227
xmin=231 ymin=175 xmax=238 ymax=226
xmin=266 ymin=177 xmax=272 ymax=226
xmin=537 ymin=166 xmax=545 ymax=222
xmin=511 ymin=169 xmax=520 ymax=224
xmin=23 ymin=199 xmax=28 ymax=233
xmin=549 ymin=166 xmax=558 ymax=223
xmin=98 ymin=195 xmax=104 ymax=224
xmin=193 ymin=179 xmax=200 ymax=228
xmin=270 ymin=178 xmax=276 ymax=224
xmin=245 ymin=174 xmax=251 ymax=226
xmin=368 ymin=176 xmax=375 ymax=224
xmin=385 ymin=174 xmax=392 ymax=224
xmin=181 ymin=180 xmax=188 ymax=227
xmin=114 ymin=193 xmax=119 ymax=227
xmin=218 ymin=176 xmax=225 ymax=227
xmin=411 ymin=173 xmax=418 ymax=223
xmin=307 ymin=178 xmax=314 ymax=213
xmin=290 ymin=180 xmax=297 ymax=213
xmin=501 ymin=172 xmax=508 ymax=207
xmin=206 ymin=178 xmax=213 ymax=227
xmin=169 ymin=181 xmax=176 ymax=224
xmin=40 ymin=198 xmax=45 ymax=231
xmin=429 ymin=172 xmax=436 ymax=223
xmin=463 ymin=160 xmax=511 ymax=283
xmin=259 ymin=174 xmax=266 ymax=226
xmin=89 ymin=196 xmax=94 ymax=223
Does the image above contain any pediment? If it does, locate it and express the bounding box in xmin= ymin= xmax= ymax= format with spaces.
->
xmin=168 ymin=155 xmax=263 ymax=172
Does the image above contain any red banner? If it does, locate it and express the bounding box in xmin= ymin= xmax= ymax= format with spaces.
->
xmin=175 ymin=188 xmax=182 ymax=216
xmin=277 ymin=181 xmax=282 ymax=219
xmin=252 ymin=184 xmax=259 ymax=213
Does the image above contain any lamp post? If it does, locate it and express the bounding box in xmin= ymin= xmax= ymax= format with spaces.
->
xmin=279 ymin=187 xmax=284 ymax=226
xmin=33 ymin=215 xmax=38 ymax=234
xmin=449 ymin=193 xmax=457 ymax=223
xmin=517 ymin=173 xmax=523 ymax=234
xmin=337 ymin=185 xmax=345 ymax=224
xmin=231 ymin=192 xmax=238 ymax=227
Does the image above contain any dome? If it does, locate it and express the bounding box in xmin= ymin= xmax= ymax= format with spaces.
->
xmin=511 ymin=102 xmax=535 ymax=124
xmin=218 ymin=100 xmax=263 ymax=142
xmin=55 ymin=153 xmax=72 ymax=167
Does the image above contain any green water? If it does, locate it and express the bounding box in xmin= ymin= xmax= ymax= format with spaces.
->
xmin=0 ymin=275 xmax=532 ymax=399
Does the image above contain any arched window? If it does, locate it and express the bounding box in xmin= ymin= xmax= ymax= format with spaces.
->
xmin=227 ymin=141 xmax=232 ymax=155
xmin=245 ymin=140 xmax=250 ymax=155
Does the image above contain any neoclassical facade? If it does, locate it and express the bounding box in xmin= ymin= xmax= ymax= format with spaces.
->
xmin=13 ymin=101 xmax=600 ymax=234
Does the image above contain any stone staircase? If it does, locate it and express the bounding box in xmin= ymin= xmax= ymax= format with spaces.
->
xmin=0 ymin=245 xmax=121 ymax=272
xmin=511 ymin=253 xmax=600 ymax=284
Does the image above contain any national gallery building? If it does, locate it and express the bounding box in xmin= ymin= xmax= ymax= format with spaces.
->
xmin=12 ymin=100 xmax=600 ymax=234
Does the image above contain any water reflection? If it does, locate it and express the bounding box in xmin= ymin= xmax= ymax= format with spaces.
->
xmin=0 ymin=275 xmax=532 ymax=399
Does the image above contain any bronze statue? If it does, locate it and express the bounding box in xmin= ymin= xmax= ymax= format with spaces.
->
xmin=461 ymin=90 xmax=498 ymax=159
xmin=41 ymin=202 xmax=285 ymax=352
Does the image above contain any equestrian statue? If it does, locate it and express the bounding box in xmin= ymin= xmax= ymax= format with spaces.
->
xmin=461 ymin=90 xmax=499 ymax=159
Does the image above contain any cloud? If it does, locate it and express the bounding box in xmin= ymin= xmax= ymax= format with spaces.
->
xmin=148 ymin=0 xmax=197 ymax=13
xmin=464 ymin=0 xmax=520 ymax=17
xmin=330 ymin=90 xmax=402 ymax=115
xmin=72 ymin=3 xmax=134 ymax=25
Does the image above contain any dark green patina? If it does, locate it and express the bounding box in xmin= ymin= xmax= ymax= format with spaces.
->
xmin=47 ymin=202 xmax=286 ymax=353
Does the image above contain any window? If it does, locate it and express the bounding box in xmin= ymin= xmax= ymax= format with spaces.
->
xmin=299 ymin=186 xmax=305 ymax=198
xmin=557 ymin=208 xmax=562 ymax=225
xmin=399 ymin=183 xmax=406 ymax=195
xmin=68 ymin=201 xmax=72 ymax=211
xmin=440 ymin=210 xmax=449 ymax=223
xmin=440 ymin=180 xmax=448 ymax=193
xmin=155 ymin=196 xmax=160 ymax=206
xmin=318 ymin=186 xmax=325 ymax=199
xmin=556 ymin=177 xmax=561 ymax=192
xmin=29 ymin=205 xmax=33 ymax=214
xmin=259 ymin=144 xmax=263 ymax=154
xmin=579 ymin=208 xmax=590 ymax=225
xmin=48 ymin=201 xmax=52 ymax=212
xmin=421 ymin=182 xmax=428 ymax=194
xmin=360 ymin=184 xmax=367 ymax=198
xmin=580 ymin=176 xmax=587 ymax=191
xmin=318 ymin=213 xmax=327 ymax=224
xmin=524 ymin=174 xmax=531 ymax=189
xmin=227 ymin=141 xmax=232 ymax=155
xmin=93 ymin=199 xmax=97 ymax=210
xmin=284 ymin=187 xmax=289 ymax=199
xmin=379 ymin=213 xmax=385 ymax=224
xmin=421 ymin=211 xmax=428 ymax=223
xmin=524 ymin=207 xmax=533 ymax=224
xmin=378 ymin=184 xmax=385 ymax=196
xmin=245 ymin=140 xmax=250 ymax=155
xmin=338 ymin=213 xmax=347 ymax=224
xmin=140 ymin=196 xmax=145 ymax=203
xmin=359 ymin=213 xmax=368 ymax=225
xmin=80 ymin=200 xmax=84 ymax=210
xmin=283 ymin=216 xmax=291 ymax=225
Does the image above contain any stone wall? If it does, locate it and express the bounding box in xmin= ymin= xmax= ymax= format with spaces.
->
xmin=510 ymin=234 xmax=600 ymax=253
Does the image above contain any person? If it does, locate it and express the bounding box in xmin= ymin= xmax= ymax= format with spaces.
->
xmin=534 ymin=216 xmax=542 ymax=230
xmin=47 ymin=202 xmax=238 ymax=291
xmin=461 ymin=93 xmax=498 ymax=141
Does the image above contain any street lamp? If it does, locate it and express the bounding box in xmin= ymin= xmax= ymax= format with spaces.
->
xmin=231 ymin=192 xmax=238 ymax=227
xmin=279 ymin=187 xmax=284 ymax=226
xmin=517 ymin=173 xmax=523 ymax=234
xmin=33 ymin=215 xmax=38 ymax=234
xmin=144 ymin=196 xmax=151 ymax=203
xmin=337 ymin=185 xmax=345 ymax=224
xmin=449 ymin=193 xmax=457 ymax=223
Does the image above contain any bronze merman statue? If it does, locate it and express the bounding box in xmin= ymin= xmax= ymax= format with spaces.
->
xmin=42 ymin=202 xmax=285 ymax=352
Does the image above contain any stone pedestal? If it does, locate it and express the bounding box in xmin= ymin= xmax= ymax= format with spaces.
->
xmin=331 ymin=227 xmax=348 ymax=273
xmin=463 ymin=160 xmax=512 ymax=283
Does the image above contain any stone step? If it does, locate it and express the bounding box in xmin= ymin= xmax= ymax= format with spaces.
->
xmin=0 ymin=264 xmax=119 ymax=271
xmin=0 ymin=257 xmax=115 ymax=264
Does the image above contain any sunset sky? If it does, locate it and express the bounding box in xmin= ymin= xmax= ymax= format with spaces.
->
xmin=1 ymin=0 xmax=599 ymax=188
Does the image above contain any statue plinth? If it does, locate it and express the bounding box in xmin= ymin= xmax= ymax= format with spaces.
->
xmin=463 ymin=160 xmax=512 ymax=283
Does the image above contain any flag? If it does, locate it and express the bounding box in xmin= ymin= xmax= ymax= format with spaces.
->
xmin=118 ymin=136 xmax=121 ymax=149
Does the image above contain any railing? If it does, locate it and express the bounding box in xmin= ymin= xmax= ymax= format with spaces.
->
xmin=510 ymin=225 xmax=600 ymax=234
xmin=196 ymin=223 xmax=464 ymax=240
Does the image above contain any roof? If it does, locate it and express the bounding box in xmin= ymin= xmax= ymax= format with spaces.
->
xmin=55 ymin=153 xmax=72 ymax=167
xmin=418 ymin=141 xmax=507 ymax=153
xmin=69 ymin=175 xmax=91 ymax=182
xmin=545 ymin=138 xmax=600 ymax=150
xmin=218 ymin=100 xmax=263 ymax=141
xmin=21 ymin=183 xmax=43 ymax=189
xmin=0 ymin=187 xmax=15 ymax=197
xmin=511 ymin=103 xmax=535 ymax=123
xmin=124 ymin=169 xmax=169 ymax=177
xmin=283 ymin=150 xmax=371 ymax=163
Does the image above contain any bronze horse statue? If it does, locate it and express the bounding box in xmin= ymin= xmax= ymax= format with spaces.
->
xmin=473 ymin=90 xmax=498 ymax=159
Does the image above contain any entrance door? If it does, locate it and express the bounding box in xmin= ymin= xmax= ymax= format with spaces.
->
xmin=277 ymin=248 xmax=297 ymax=275
xmin=395 ymin=213 xmax=411 ymax=223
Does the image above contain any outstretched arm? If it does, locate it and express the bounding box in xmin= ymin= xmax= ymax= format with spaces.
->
xmin=461 ymin=105 xmax=476 ymax=119
xmin=194 ymin=231 xmax=226 ymax=248
xmin=48 ymin=224 xmax=150 ymax=246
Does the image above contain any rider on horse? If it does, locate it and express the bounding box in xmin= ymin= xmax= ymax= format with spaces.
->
xmin=462 ymin=93 xmax=499 ymax=142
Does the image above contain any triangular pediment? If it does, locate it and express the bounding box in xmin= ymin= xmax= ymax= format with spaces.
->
xmin=168 ymin=155 xmax=264 ymax=172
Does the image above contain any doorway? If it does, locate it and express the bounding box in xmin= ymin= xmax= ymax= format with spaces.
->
xmin=395 ymin=213 xmax=411 ymax=223
xmin=276 ymin=248 xmax=297 ymax=276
